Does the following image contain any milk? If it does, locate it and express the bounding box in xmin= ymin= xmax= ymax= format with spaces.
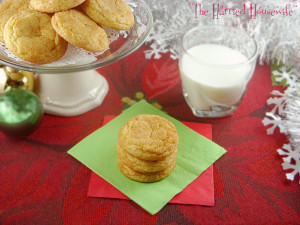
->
xmin=179 ymin=44 xmax=254 ymax=111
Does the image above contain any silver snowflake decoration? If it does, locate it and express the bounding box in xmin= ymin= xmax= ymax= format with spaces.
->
xmin=273 ymin=67 xmax=299 ymax=87
xmin=262 ymin=112 xmax=286 ymax=135
xmin=146 ymin=23 xmax=165 ymax=44
xmin=266 ymin=90 xmax=287 ymax=115
xmin=143 ymin=0 xmax=300 ymax=65
xmin=278 ymin=144 xmax=300 ymax=183
xmin=169 ymin=49 xmax=179 ymax=60
xmin=263 ymin=64 xmax=300 ymax=183
xmin=144 ymin=43 xmax=169 ymax=59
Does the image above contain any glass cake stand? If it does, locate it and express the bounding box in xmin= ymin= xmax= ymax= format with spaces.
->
xmin=0 ymin=0 xmax=153 ymax=116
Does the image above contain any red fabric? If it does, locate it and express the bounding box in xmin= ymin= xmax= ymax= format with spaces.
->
xmin=87 ymin=116 xmax=214 ymax=206
xmin=0 ymin=44 xmax=299 ymax=224
xmin=88 ymin=166 xmax=214 ymax=205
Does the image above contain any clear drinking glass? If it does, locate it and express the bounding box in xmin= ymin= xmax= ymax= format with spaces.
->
xmin=179 ymin=25 xmax=258 ymax=117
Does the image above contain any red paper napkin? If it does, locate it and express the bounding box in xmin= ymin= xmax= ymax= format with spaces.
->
xmin=87 ymin=116 xmax=214 ymax=206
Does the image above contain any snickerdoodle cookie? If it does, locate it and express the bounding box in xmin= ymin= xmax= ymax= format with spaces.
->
xmin=117 ymin=114 xmax=179 ymax=182
xmin=4 ymin=10 xmax=68 ymax=64
xmin=118 ymin=114 xmax=179 ymax=161
xmin=117 ymin=143 xmax=177 ymax=173
xmin=0 ymin=0 xmax=31 ymax=42
xmin=30 ymin=0 xmax=85 ymax=13
xmin=51 ymin=9 xmax=108 ymax=52
xmin=80 ymin=0 xmax=134 ymax=30
xmin=117 ymin=157 xmax=177 ymax=183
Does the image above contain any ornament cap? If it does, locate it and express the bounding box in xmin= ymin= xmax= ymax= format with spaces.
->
xmin=0 ymin=65 xmax=35 ymax=93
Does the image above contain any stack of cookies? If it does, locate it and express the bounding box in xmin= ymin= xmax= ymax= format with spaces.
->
xmin=0 ymin=0 xmax=134 ymax=64
xmin=117 ymin=114 xmax=179 ymax=183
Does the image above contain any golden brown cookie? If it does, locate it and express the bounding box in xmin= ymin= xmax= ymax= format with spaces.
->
xmin=118 ymin=114 xmax=179 ymax=161
xmin=30 ymin=0 xmax=85 ymax=13
xmin=51 ymin=9 xmax=108 ymax=52
xmin=80 ymin=0 xmax=134 ymax=30
xmin=117 ymin=143 xmax=177 ymax=173
xmin=4 ymin=10 xmax=68 ymax=64
xmin=0 ymin=0 xmax=31 ymax=42
xmin=117 ymin=157 xmax=176 ymax=183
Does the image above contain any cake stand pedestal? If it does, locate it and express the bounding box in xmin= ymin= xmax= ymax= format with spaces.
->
xmin=0 ymin=0 xmax=152 ymax=117
xmin=35 ymin=69 xmax=108 ymax=117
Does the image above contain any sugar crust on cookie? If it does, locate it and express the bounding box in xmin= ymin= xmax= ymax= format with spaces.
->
xmin=117 ymin=157 xmax=176 ymax=183
xmin=0 ymin=0 xmax=31 ymax=42
xmin=80 ymin=0 xmax=134 ymax=30
xmin=51 ymin=9 xmax=108 ymax=52
xmin=117 ymin=143 xmax=177 ymax=173
xmin=118 ymin=114 xmax=179 ymax=161
xmin=30 ymin=0 xmax=85 ymax=13
xmin=4 ymin=10 xmax=68 ymax=64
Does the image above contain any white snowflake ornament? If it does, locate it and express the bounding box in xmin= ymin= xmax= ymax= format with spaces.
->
xmin=263 ymin=64 xmax=300 ymax=183
xmin=278 ymin=144 xmax=300 ymax=183
xmin=144 ymin=43 xmax=169 ymax=59
xmin=266 ymin=90 xmax=287 ymax=115
xmin=273 ymin=67 xmax=299 ymax=87
xmin=278 ymin=144 xmax=296 ymax=164
xmin=169 ymin=49 xmax=179 ymax=60
xmin=262 ymin=112 xmax=286 ymax=135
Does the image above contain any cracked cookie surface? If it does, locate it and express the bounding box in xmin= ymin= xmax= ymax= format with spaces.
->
xmin=51 ymin=9 xmax=108 ymax=52
xmin=117 ymin=114 xmax=178 ymax=182
xmin=117 ymin=143 xmax=177 ymax=173
xmin=4 ymin=10 xmax=68 ymax=64
xmin=80 ymin=0 xmax=134 ymax=30
xmin=117 ymin=156 xmax=177 ymax=183
xmin=0 ymin=0 xmax=31 ymax=42
xmin=30 ymin=0 xmax=85 ymax=13
xmin=118 ymin=114 xmax=179 ymax=161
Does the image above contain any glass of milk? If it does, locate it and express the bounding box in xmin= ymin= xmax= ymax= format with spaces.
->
xmin=179 ymin=25 xmax=258 ymax=117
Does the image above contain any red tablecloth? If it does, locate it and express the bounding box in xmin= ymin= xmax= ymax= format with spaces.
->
xmin=0 ymin=44 xmax=299 ymax=224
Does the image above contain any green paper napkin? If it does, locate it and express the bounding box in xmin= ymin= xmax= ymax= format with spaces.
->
xmin=68 ymin=100 xmax=226 ymax=214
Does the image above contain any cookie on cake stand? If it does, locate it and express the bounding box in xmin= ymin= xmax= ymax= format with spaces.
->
xmin=0 ymin=0 xmax=152 ymax=116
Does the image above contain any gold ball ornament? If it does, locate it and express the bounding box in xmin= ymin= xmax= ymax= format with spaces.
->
xmin=0 ymin=64 xmax=35 ymax=94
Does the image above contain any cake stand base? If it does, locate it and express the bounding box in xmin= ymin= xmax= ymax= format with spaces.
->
xmin=35 ymin=69 xmax=109 ymax=117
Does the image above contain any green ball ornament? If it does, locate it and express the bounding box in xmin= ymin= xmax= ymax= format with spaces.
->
xmin=0 ymin=87 xmax=44 ymax=137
